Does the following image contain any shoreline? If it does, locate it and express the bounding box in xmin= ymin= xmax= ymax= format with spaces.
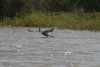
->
xmin=0 ymin=12 xmax=100 ymax=31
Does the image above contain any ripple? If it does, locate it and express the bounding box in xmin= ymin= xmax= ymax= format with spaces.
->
xmin=0 ymin=27 xmax=100 ymax=67
xmin=11 ymin=45 xmax=22 ymax=47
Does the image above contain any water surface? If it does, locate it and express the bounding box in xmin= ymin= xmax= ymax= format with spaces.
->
xmin=0 ymin=26 xmax=100 ymax=67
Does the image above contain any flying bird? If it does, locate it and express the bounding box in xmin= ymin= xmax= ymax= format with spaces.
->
xmin=27 ymin=27 xmax=54 ymax=37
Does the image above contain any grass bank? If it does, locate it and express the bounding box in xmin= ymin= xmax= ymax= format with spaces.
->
xmin=0 ymin=12 xmax=100 ymax=31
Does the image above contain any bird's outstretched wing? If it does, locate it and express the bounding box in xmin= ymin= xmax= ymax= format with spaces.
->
xmin=49 ymin=28 xmax=54 ymax=32
xmin=27 ymin=29 xmax=34 ymax=32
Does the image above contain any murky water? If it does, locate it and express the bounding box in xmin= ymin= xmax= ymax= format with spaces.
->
xmin=0 ymin=26 xmax=100 ymax=67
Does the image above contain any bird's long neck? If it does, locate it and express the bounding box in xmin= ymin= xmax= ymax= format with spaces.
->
xmin=38 ymin=27 xmax=41 ymax=32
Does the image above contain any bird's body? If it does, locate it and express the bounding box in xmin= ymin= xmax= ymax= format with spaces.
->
xmin=41 ymin=31 xmax=49 ymax=37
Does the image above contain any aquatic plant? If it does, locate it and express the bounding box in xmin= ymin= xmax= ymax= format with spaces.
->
xmin=0 ymin=12 xmax=100 ymax=31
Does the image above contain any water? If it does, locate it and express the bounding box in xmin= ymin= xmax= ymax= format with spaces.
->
xmin=0 ymin=26 xmax=100 ymax=67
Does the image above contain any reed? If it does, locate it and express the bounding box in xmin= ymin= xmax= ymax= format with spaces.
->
xmin=0 ymin=11 xmax=100 ymax=31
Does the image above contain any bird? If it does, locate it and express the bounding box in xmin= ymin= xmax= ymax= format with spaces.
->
xmin=27 ymin=27 xmax=54 ymax=37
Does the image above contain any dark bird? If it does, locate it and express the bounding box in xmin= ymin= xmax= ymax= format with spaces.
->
xmin=27 ymin=27 xmax=54 ymax=37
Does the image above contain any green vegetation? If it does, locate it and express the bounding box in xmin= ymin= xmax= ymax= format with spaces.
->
xmin=0 ymin=0 xmax=100 ymax=31
xmin=0 ymin=12 xmax=100 ymax=31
